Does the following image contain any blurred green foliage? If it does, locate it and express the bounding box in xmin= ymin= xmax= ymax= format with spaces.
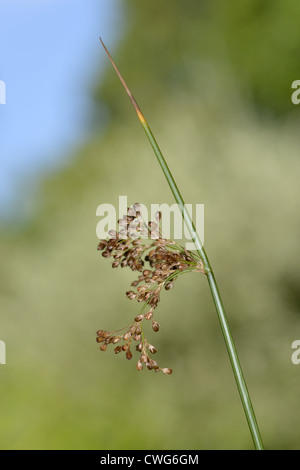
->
xmin=1 ymin=0 xmax=300 ymax=449
xmin=95 ymin=0 xmax=300 ymax=118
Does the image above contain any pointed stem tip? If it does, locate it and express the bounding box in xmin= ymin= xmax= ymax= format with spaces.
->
xmin=99 ymin=37 xmax=145 ymax=123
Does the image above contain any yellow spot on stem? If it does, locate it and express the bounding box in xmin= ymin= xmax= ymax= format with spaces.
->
xmin=137 ymin=110 xmax=146 ymax=123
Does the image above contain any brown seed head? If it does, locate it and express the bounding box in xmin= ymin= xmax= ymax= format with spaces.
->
xmin=96 ymin=201 xmax=206 ymax=374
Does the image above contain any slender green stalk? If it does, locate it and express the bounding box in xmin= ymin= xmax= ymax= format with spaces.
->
xmin=100 ymin=37 xmax=264 ymax=450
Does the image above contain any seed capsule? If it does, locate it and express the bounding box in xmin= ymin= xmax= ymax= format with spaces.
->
xmin=108 ymin=230 xmax=118 ymax=239
xmin=151 ymin=360 xmax=159 ymax=370
xmin=136 ymin=359 xmax=143 ymax=371
xmin=161 ymin=368 xmax=173 ymax=375
xmin=97 ymin=240 xmax=108 ymax=250
xmin=133 ymin=203 xmax=141 ymax=212
xmin=112 ymin=336 xmax=122 ymax=344
xmin=148 ymin=344 xmax=157 ymax=354
xmin=126 ymin=291 xmax=136 ymax=300
xmin=148 ymin=221 xmax=157 ymax=229
xmin=134 ymin=314 xmax=144 ymax=322
xmin=118 ymin=218 xmax=127 ymax=226
xmin=127 ymin=207 xmax=136 ymax=217
xmin=99 ymin=344 xmax=107 ymax=352
xmin=165 ymin=282 xmax=174 ymax=290
xmin=144 ymin=310 xmax=153 ymax=320
xmin=150 ymin=230 xmax=159 ymax=239
xmin=152 ymin=321 xmax=160 ymax=332
xmin=126 ymin=350 xmax=133 ymax=360
xmin=135 ymin=325 xmax=142 ymax=335
xmin=137 ymin=285 xmax=148 ymax=292
xmin=141 ymin=353 xmax=148 ymax=363
xmin=123 ymin=332 xmax=131 ymax=341
xmin=96 ymin=330 xmax=110 ymax=338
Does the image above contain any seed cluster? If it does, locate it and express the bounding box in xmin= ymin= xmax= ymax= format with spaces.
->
xmin=96 ymin=203 xmax=205 ymax=374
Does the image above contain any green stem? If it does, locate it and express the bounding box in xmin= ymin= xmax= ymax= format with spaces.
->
xmin=100 ymin=37 xmax=264 ymax=450
xmin=140 ymin=118 xmax=264 ymax=451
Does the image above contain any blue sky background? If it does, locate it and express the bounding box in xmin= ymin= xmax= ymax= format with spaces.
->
xmin=0 ymin=0 xmax=122 ymax=221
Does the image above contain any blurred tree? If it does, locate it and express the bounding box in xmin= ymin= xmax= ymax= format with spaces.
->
xmin=1 ymin=0 xmax=300 ymax=450
xmin=94 ymin=0 xmax=300 ymax=118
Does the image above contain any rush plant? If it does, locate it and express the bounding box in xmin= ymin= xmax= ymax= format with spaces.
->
xmin=98 ymin=38 xmax=264 ymax=450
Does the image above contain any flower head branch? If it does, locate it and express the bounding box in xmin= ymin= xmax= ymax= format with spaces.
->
xmin=96 ymin=204 xmax=205 ymax=374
